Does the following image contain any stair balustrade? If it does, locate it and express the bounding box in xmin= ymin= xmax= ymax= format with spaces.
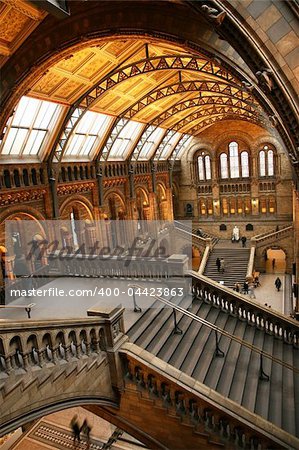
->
xmin=121 ymin=343 xmax=297 ymax=450
xmin=191 ymin=271 xmax=299 ymax=346
xmin=252 ymin=225 xmax=293 ymax=247
xmin=0 ymin=309 xmax=125 ymax=377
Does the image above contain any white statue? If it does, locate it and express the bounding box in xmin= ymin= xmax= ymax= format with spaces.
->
xmin=232 ymin=226 xmax=239 ymax=242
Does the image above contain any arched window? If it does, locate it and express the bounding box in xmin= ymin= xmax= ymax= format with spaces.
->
xmin=197 ymin=154 xmax=211 ymax=181
xmin=220 ymin=153 xmax=228 ymax=179
xmin=241 ymin=151 xmax=249 ymax=178
xmin=259 ymin=151 xmax=266 ymax=176
xmin=205 ymin=155 xmax=211 ymax=180
xmin=198 ymin=156 xmax=204 ymax=181
xmin=268 ymin=150 xmax=274 ymax=176
xmin=219 ymin=143 xmax=250 ymax=179
xmin=229 ymin=142 xmax=239 ymax=178
xmin=259 ymin=146 xmax=275 ymax=177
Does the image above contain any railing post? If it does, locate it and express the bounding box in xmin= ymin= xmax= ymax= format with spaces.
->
xmin=172 ymin=308 xmax=183 ymax=335
xmin=214 ymin=330 xmax=224 ymax=357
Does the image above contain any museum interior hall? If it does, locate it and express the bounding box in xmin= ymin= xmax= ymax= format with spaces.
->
xmin=0 ymin=0 xmax=299 ymax=449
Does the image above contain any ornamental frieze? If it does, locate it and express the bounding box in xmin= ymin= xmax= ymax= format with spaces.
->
xmin=103 ymin=178 xmax=126 ymax=188
xmin=0 ymin=189 xmax=46 ymax=206
xmin=57 ymin=182 xmax=95 ymax=196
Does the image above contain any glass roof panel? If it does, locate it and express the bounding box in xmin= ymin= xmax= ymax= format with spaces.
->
xmin=108 ymin=120 xmax=144 ymax=160
xmin=139 ymin=127 xmax=166 ymax=160
xmin=0 ymin=96 xmax=63 ymax=159
xmin=158 ymin=132 xmax=182 ymax=160
xmin=64 ymin=111 xmax=113 ymax=159
xmin=174 ymin=135 xmax=193 ymax=159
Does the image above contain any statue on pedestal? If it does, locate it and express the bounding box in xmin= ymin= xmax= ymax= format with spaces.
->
xmin=232 ymin=226 xmax=239 ymax=242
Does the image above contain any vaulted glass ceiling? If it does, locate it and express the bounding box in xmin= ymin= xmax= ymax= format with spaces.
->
xmin=0 ymin=95 xmax=193 ymax=162
xmin=0 ymin=96 xmax=64 ymax=158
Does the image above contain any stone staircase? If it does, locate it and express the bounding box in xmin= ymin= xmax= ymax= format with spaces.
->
xmin=174 ymin=220 xmax=219 ymax=247
xmin=127 ymin=294 xmax=299 ymax=441
xmin=203 ymin=241 xmax=250 ymax=288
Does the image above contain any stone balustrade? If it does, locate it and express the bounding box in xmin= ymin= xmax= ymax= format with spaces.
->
xmin=0 ymin=307 xmax=125 ymax=377
xmin=48 ymin=252 xmax=188 ymax=281
xmin=0 ymin=161 xmax=168 ymax=190
xmin=252 ymin=225 xmax=293 ymax=247
xmin=191 ymin=271 xmax=299 ymax=346
xmin=121 ymin=343 xmax=296 ymax=450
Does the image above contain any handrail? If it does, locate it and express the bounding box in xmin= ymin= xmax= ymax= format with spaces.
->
xmin=128 ymin=283 xmax=298 ymax=374
xmin=252 ymin=225 xmax=293 ymax=242
xmin=191 ymin=270 xmax=299 ymax=330
xmin=197 ymin=244 xmax=210 ymax=275
xmin=245 ymin=244 xmax=255 ymax=281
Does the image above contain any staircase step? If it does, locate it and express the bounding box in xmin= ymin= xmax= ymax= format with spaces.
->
xmin=267 ymin=340 xmax=283 ymax=429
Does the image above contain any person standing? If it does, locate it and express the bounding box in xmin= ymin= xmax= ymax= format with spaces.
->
xmin=220 ymin=257 xmax=225 ymax=273
xmin=243 ymin=280 xmax=249 ymax=294
xmin=234 ymin=282 xmax=240 ymax=293
xmin=216 ymin=257 xmax=221 ymax=272
xmin=81 ymin=419 xmax=91 ymax=449
xmin=70 ymin=415 xmax=81 ymax=445
xmin=275 ymin=277 xmax=282 ymax=291
xmin=272 ymin=258 xmax=276 ymax=271
xmin=241 ymin=236 xmax=247 ymax=247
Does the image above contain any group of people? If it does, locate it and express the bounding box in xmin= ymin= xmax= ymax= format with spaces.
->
xmin=216 ymin=257 xmax=225 ymax=273
xmin=71 ymin=415 xmax=92 ymax=448
xmin=233 ymin=280 xmax=256 ymax=298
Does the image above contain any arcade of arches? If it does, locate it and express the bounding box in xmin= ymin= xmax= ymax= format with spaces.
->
xmin=0 ymin=0 xmax=298 ymax=448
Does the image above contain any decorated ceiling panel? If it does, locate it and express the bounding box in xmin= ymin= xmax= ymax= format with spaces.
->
xmin=0 ymin=34 xmax=270 ymax=162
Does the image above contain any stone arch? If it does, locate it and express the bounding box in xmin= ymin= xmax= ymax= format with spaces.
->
xmin=59 ymin=195 xmax=94 ymax=221
xmin=260 ymin=244 xmax=289 ymax=274
xmin=104 ymin=190 xmax=126 ymax=220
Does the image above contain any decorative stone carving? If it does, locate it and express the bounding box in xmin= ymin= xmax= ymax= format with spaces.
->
xmin=0 ymin=189 xmax=46 ymax=206
xmin=242 ymin=81 xmax=254 ymax=92
xmin=255 ymin=69 xmax=274 ymax=93
xmin=201 ymin=5 xmax=226 ymax=26
xmin=269 ymin=115 xmax=278 ymax=127
xmin=57 ymin=182 xmax=95 ymax=195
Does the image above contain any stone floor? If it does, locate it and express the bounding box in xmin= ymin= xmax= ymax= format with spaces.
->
xmin=0 ymin=277 xmax=176 ymax=332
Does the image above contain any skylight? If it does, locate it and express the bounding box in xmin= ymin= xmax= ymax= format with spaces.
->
xmin=138 ymin=127 xmax=166 ymax=160
xmin=155 ymin=131 xmax=182 ymax=160
xmin=108 ymin=120 xmax=144 ymax=160
xmin=0 ymin=96 xmax=63 ymax=158
xmin=64 ymin=111 xmax=113 ymax=158
xmin=173 ymin=135 xmax=193 ymax=159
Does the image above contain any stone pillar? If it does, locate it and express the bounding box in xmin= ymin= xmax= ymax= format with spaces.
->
xmin=96 ymin=162 xmax=104 ymax=207
xmin=48 ymin=164 xmax=59 ymax=219
xmin=165 ymin=188 xmax=174 ymax=221
xmin=87 ymin=306 xmax=128 ymax=390
xmin=212 ymin=182 xmax=220 ymax=217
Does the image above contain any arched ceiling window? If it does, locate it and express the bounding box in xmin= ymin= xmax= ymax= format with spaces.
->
xmin=0 ymin=96 xmax=64 ymax=159
xmin=108 ymin=120 xmax=144 ymax=160
xmin=138 ymin=126 xmax=166 ymax=160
